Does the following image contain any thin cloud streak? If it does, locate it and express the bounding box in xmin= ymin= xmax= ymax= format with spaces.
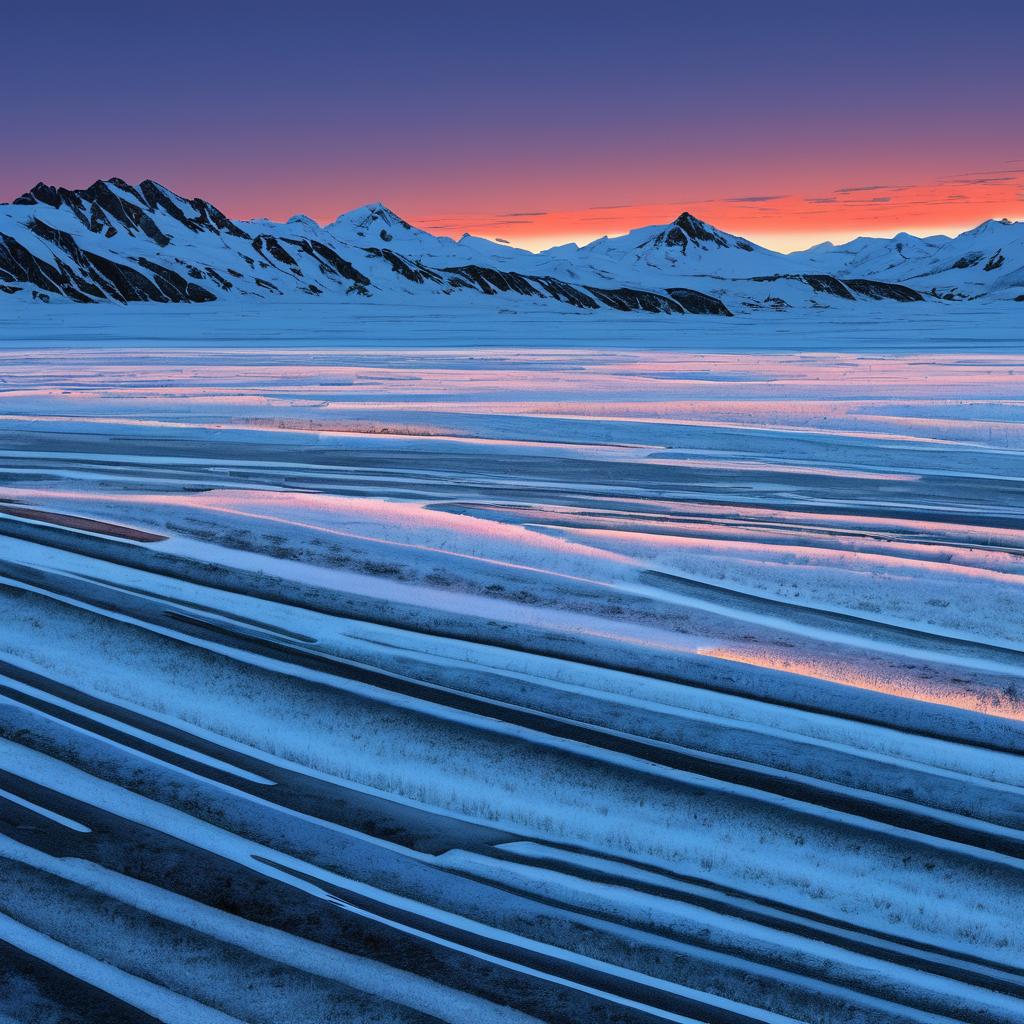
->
xmin=420 ymin=169 xmax=1024 ymax=252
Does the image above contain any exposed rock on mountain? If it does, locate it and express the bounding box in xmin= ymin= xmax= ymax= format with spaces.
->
xmin=794 ymin=218 xmax=1024 ymax=300
xmin=749 ymin=273 xmax=923 ymax=303
xmin=665 ymin=287 xmax=733 ymax=315
xmin=565 ymin=211 xmax=794 ymax=279
xmin=5 ymin=179 xmax=1001 ymax=313
xmin=843 ymin=279 xmax=923 ymax=302
xmin=0 ymin=181 xmax=734 ymax=313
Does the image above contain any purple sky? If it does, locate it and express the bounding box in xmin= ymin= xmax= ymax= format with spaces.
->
xmin=5 ymin=0 xmax=1023 ymax=249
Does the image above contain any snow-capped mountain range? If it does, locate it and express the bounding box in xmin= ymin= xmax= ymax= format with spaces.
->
xmin=1 ymin=178 xmax=1021 ymax=315
xmin=793 ymin=218 xmax=1024 ymax=301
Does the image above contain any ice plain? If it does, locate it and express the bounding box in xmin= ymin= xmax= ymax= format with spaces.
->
xmin=0 ymin=301 xmax=1023 ymax=1024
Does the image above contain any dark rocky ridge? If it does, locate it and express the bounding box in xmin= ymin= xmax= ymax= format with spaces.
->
xmin=666 ymin=287 xmax=733 ymax=315
xmin=843 ymin=279 xmax=923 ymax=302
xmin=752 ymin=273 xmax=924 ymax=303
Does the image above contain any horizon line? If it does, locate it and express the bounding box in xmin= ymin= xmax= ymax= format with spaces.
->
xmin=7 ymin=175 xmax=1023 ymax=256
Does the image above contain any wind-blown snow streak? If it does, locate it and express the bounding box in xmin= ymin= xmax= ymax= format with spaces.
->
xmin=0 ymin=321 xmax=1022 ymax=1023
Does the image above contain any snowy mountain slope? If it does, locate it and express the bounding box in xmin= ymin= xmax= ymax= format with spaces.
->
xmin=796 ymin=218 xmax=1024 ymax=299
xmin=455 ymin=233 xmax=535 ymax=260
xmin=410 ymin=210 xmax=931 ymax=310
xmin=560 ymin=211 xmax=797 ymax=280
xmin=794 ymin=231 xmax=948 ymax=278
xmin=897 ymin=219 xmax=1024 ymax=300
xmin=477 ymin=210 xmax=936 ymax=309
xmin=0 ymin=179 xmax=373 ymax=304
xmin=694 ymin=273 xmax=923 ymax=313
xmin=323 ymin=202 xmax=465 ymax=264
xmin=7 ymin=178 xmax=1011 ymax=312
xmin=553 ymin=210 xmax=1023 ymax=303
xmin=0 ymin=180 xmax=736 ymax=315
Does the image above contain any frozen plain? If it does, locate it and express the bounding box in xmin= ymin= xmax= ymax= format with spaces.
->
xmin=0 ymin=301 xmax=1023 ymax=1024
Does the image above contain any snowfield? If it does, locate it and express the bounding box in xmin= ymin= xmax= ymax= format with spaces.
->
xmin=0 ymin=304 xmax=1023 ymax=1024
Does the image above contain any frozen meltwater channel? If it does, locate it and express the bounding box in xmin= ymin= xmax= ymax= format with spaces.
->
xmin=1 ymin=312 xmax=1023 ymax=1024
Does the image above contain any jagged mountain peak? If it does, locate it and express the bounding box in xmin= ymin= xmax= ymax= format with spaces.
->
xmin=18 ymin=178 xmax=153 ymax=207
xmin=9 ymin=177 xmax=247 ymax=245
xmin=647 ymin=212 xmax=737 ymax=252
xmin=13 ymin=182 xmax=63 ymax=207
xmin=364 ymin=202 xmax=409 ymax=224
xmin=136 ymin=178 xmax=186 ymax=202
xmin=330 ymin=202 xmax=413 ymax=234
xmin=572 ymin=209 xmax=784 ymax=278
xmin=670 ymin=211 xmax=724 ymax=242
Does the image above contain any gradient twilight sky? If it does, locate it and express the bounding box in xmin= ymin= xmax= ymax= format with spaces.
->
xmin=5 ymin=0 xmax=1023 ymax=251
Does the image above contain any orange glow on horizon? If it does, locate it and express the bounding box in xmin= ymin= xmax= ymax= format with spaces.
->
xmin=404 ymin=170 xmax=1024 ymax=253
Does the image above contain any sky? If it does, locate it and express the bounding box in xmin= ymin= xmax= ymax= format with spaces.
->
xmin=4 ymin=0 xmax=1023 ymax=252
